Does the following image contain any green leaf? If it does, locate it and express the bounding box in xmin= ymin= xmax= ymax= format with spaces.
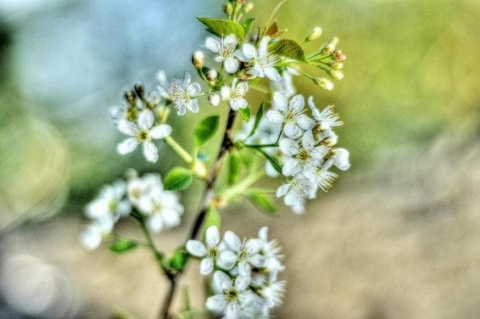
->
xmin=228 ymin=152 xmax=242 ymax=185
xmin=238 ymin=105 xmax=251 ymax=122
xmin=203 ymin=206 xmax=221 ymax=232
xmin=246 ymin=190 xmax=277 ymax=214
xmin=109 ymin=238 xmax=138 ymax=254
xmin=194 ymin=115 xmax=220 ymax=147
xmin=258 ymin=149 xmax=282 ymax=174
xmin=163 ymin=167 xmax=193 ymax=191
xmin=197 ymin=17 xmax=245 ymax=41
xmin=242 ymin=18 xmax=255 ymax=36
xmin=170 ymin=249 xmax=190 ymax=272
xmin=248 ymin=102 xmax=265 ymax=138
xmin=271 ymin=39 xmax=307 ymax=62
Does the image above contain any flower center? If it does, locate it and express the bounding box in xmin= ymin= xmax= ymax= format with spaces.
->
xmin=137 ymin=130 xmax=150 ymax=142
xmin=225 ymin=288 xmax=239 ymax=302
xmin=208 ymin=247 xmax=217 ymax=258
xmin=297 ymin=149 xmax=310 ymax=163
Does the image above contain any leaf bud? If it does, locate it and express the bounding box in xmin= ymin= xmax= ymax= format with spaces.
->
xmin=206 ymin=69 xmax=218 ymax=82
xmin=208 ymin=93 xmax=221 ymax=106
xmin=307 ymin=27 xmax=322 ymax=41
xmin=313 ymin=77 xmax=334 ymax=91
xmin=192 ymin=51 xmax=205 ymax=70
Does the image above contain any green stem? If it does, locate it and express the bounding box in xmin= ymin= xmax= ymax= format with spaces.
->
xmin=221 ymin=170 xmax=265 ymax=201
xmin=164 ymin=136 xmax=193 ymax=164
xmin=249 ymin=84 xmax=270 ymax=95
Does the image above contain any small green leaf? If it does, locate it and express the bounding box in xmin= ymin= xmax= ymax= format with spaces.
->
xmin=238 ymin=105 xmax=251 ymax=122
xmin=164 ymin=167 xmax=193 ymax=191
xmin=242 ymin=18 xmax=255 ymax=36
xmin=228 ymin=152 xmax=242 ymax=185
xmin=248 ymin=102 xmax=265 ymax=138
xmin=258 ymin=149 xmax=282 ymax=174
xmin=170 ymin=249 xmax=190 ymax=272
xmin=109 ymin=238 xmax=138 ymax=254
xmin=194 ymin=115 xmax=220 ymax=147
xmin=203 ymin=206 xmax=221 ymax=232
xmin=270 ymin=39 xmax=307 ymax=62
xmin=197 ymin=17 xmax=245 ymax=41
xmin=246 ymin=191 xmax=277 ymax=214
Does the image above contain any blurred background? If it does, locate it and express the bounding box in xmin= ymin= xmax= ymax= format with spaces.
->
xmin=1 ymin=0 xmax=480 ymax=318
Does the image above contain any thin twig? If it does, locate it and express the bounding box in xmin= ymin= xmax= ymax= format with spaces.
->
xmin=160 ymin=108 xmax=237 ymax=319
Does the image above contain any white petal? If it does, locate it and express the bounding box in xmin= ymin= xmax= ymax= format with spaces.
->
xmin=186 ymin=240 xmax=208 ymax=257
xmin=118 ymin=120 xmax=138 ymax=136
xmin=297 ymin=115 xmax=315 ymax=131
xmin=205 ymin=37 xmax=221 ymax=53
xmin=80 ymin=228 xmax=102 ymax=250
xmin=200 ymin=258 xmax=214 ymax=275
xmin=282 ymin=158 xmax=300 ymax=176
xmin=302 ymin=130 xmax=315 ymax=149
xmin=284 ymin=122 xmax=301 ymax=138
xmin=150 ymin=124 xmax=172 ymax=139
xmin=138 ymin=110 xmax=154 ymax=129
xmin=220 ymin=86 xmax=231 ymax=99
xmin=206 ymin=295 xmax=227 ymax=312
xmin=334 ymin=148 xmax=351 ymax=170
xmin=206 ymin=226 xmax=220 ymax=247
xmin=217 ymin=251 xmax=237 ymax=270
xmin=236 ymin=82 xmax=249 ymax=95
xmin=225 ymin=302 xmax=240 ymax=319
xmin=266 ymin=110 xmax=283 ymax=124
xmin=241 ymin=43 xmax=257 ymax=60
xmin=143 ymin=142 xmax=159 ymax=162
xmin=273 ymin=92 xmax=287 ymax=111
xmin=176 ymin=105 xmax=186 ymax=116
xmin=265 ymin=67 xmax=281 ymax=81
xmin=224 ymin=231 xmax=241 ymax=252
xmin=187 ymin=82 xmax=201 ymax=96
xmin=289 ymin=95 xmax=305 ymax=112
xmin=230 ymin=98 xmax=247 ymax=110
xmin=258 ymin=36 xmax=270 ymax=57
xmin=224 ymin=57 xmax=240 ymax=73
xmin=276 ymin=184 xmax=290 ymax=198
xmin=249 ymin=254 xmax=266 ymax=268
xmin=279 ymin=138 xmax=298 ymax=156
xmin=117 ymin=138 xmax=139 ymax=155
xmin=183 ymin=72 xmax=191 ymax=87
xmin=146 ymin=214 xmax=164 ymax=233
xmin=157 ymin=70 xmax=168 ymax=87
xmin=245 ymin=238 xmax=262 ymax=254
xmin=186 ymin=100 xmax=199 ymax=113
xmin=224 ymin=34 xmax=238 ymax=47
xmin=213 ymin=271 xmax=232 ymax=290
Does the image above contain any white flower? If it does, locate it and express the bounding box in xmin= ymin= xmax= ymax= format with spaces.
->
xmin=157 ymin=71 xmax=201 ymax=116
xmin=257 ymin=227 xmax=284 ymax=273
xmin=85 ymin=181 xmax=130 ymax=220
xmin=186 ymin=226 xmax=225 ymax=275
xmin=276 ymin=174 xmax=316 ymax=214
xmin=206 ymin=271 xmax=254 ymax=319
xmin=266 ymin=93 xmax=315 ymax=138
xmin=117 ymin=109 xmax=172 ymax=162
xmin=270 ymin=67 xmax=299 ymax=98
xmin=308 ymin=96 xmax=343 ymax=131
xmin=309 ymin=167 xmax=338 ymax=192
xmin=254 ymin=271 xmax=285 ymax=311
xmin=127 ymin=173 xmax=163 ymax=206
xmin=324 ymin=147 xmax=350 ymax=171
xmin=235 ymin=37 xmax=281 ymax=81
xmin=218 ymin=231 xmax=265 ymax=275
xmin=137 ymin=187 xmax=184 ymax=233
xmin=220 ymin=81 xmax=249 ymax=110
xmin=279 ymin=136 xmax=328 ymax=177
xmin=205 ymin=34 xmax=240 ymax=74
xmin=80 ymin=215 xmax=115 ymax=250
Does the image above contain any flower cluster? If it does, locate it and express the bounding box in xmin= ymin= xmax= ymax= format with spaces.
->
xmin=186 ymin=226 xmax=284 ymax=318
xmin=80 ymin=171 xmax=184 ymax=250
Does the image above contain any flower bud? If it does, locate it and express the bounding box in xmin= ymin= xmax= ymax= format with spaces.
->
xmin=134 ymin=83 xmax=145 ymax=98
xmin=192 ymin=51 xmax=205 ymax=69
xmin=208 ymin=93 xmax=221 ymax=106
xmin=192 ymin=160 xmax=208 ymax=179
xmin=331 ymin=62 xmax=344 ymax=70
xmin=323 ymin=135 xmax=338 ymax=147
xmin=124 ymin=90 xmax=136 ymax=104
xmin=313 ymin=77 xmax=334 ymax=91
xmin=333 ymin=49 xmax=346 ymax=62
xmin=223 ymin=3 xmax=233 ymax=15
xmin=330 ymin=69 xmax=344 ymax=80
xmin=206 ymin=69 xmax=218 ymax=82
xmin=322 ymin=37 xmax=339 ymax=54
xmin=307 ymin=27 xmax=322 ymax=41
xmin=243 ymin=2 xmax=254 ymax=13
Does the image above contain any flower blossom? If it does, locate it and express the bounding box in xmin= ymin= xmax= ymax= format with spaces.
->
xmin=205 ymin=34 xmax=240 ymax=73
xmin=220 ymin=81 xmax=249 ymax=110
xmin=117 ymin=109 xmax=172 ymax=162
xmin=157 ymin=71 xmax=201 ymax=116
xmin=235 ymin=36 xmax=281 ymax=81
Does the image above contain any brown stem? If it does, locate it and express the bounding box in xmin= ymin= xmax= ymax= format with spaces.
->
xmin=160 ymin=108 xmax=237 ymax=319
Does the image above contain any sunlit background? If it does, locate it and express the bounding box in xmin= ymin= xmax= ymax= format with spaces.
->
xmin=1 ymin=0 xmax=480 ymax=318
